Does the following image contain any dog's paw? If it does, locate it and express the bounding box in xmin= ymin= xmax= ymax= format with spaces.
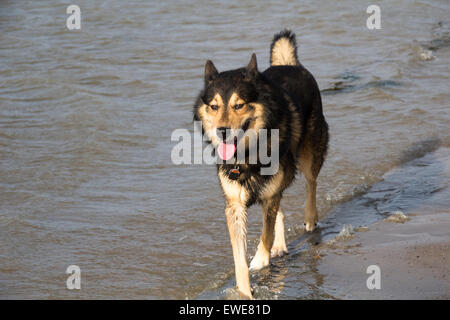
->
xmin=270 ymin=244 xmax=288 ymax=258
xmin=237 ymin=288 xmax=253 ymax=300
xmin=249 ymin=250 xmax=270 ymax=271
xmin=304 ymin=222 xmax=318 ymax=232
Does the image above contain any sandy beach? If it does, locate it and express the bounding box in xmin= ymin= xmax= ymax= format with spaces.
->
xmin=318 ymin=210 xmax=450 ymax=299
xmin=317 ymin=147 xmax=450 ymax=299
xmin=198 ymin=146 xmax=450 ymax=300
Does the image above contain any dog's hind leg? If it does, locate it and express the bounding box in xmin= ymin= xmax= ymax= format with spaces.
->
xmin=299 ymin=110 xmax=328 ymax=232
xmin=250 ymin=194 xmax=281 ymax=271
xmin=225 ymin=202 xmax=252 ymax=299
xmin=304 ymin=174 xmax=318 ymax=232
xmin=271 ymin=209 xmax=288 ymax=258
xmin=299 ymin=146 xmax=320 ymax=232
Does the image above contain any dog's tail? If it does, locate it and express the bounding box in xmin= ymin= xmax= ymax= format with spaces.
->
xmin=270 ymin=29 xmax=299 ymax=66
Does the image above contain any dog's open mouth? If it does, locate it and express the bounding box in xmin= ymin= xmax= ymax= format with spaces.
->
xmin=217 ymin=136 xmax=237 ymax=161
xmin=216 ymin=119 xmax=252 ymax=161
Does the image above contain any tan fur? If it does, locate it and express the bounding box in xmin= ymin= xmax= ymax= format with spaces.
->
xmin=196 ymin=103 xmax=219 ymax=146
xmin=250 ymin=195 xmax=281 ymax=271
xmin=198 ymin=93 xmax=266 ymax=149
xmin=298 ymin=144 xmax=319 ymax=231
xmin=195 ymin=34 xmax=329 ymax=299
xmin=287 ymin=99 xmax=302 ymax=153
xmin=248 ymin=103 xmax=266 ymax=131
xmin=219 ymin=170 xmax=249 ymax=203
xmin=271 ymin=210 xmax=288 ymax=257
xmin=225 ymin=204 xmax=251 ymax=299
xmin=210 ymin=93 xmax=224 ymax=108
xmin=271 ymin=38 xmax=297 ymax=66
xmin=260 ymin=195 xmax=281 ymax=252
xmin=219 ymin=171 xmax=252 ymax=298
xmin=228 ymin=93 xmax=245 ymax=108
xmin=260 ymin=171 xmax=284 ymax=200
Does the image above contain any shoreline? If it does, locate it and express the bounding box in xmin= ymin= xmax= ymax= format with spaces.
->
xmin=198 ymin=146 xmax=450 ymax=300
xmin=317 ymin=209 xmax=450 ymax=299
xmin=307 ymin=146 xmax=450 ymax=299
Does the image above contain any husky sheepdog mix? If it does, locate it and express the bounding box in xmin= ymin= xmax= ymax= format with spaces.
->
xmin=193 ymin=30 xmax=329 ymax=299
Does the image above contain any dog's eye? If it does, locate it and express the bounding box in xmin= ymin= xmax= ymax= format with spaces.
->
xmin=234 ymin=104 xmax=245 ymax=110
xmin=210 ymin=104 xmax=219 ymax=110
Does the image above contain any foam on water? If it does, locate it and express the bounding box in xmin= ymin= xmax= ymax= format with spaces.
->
xmin=385 ymin=211 xmax=410 ymax=223
xmin=199 ymin=146 xmax=450 ymax=299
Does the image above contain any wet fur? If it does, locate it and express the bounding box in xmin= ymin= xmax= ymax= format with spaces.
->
xmin=193 ymin=29 xmax=329 ymax=299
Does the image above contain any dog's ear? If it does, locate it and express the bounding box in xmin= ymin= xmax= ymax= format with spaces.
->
xmin=246 ymin=53 xmax=258 ymax=78
xmin=205 ymin=60 xmax=219 ymax=83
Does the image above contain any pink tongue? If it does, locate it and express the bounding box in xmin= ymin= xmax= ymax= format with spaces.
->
xmin=217 ymin=142 xmax=235 ymax=161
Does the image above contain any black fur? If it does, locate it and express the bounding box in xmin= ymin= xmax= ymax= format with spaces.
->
xmin=193 ymin=47 xmax=328 ymax=206
xmin=192 ymin=30 xmax=329 ymax=299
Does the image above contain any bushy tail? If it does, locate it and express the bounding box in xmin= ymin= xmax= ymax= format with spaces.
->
xmin=270 ymin=29 xmax=299 ymax=66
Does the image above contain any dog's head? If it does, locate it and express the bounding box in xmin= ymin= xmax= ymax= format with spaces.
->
xmin=193 ymin=54 xmax=267 ymax=161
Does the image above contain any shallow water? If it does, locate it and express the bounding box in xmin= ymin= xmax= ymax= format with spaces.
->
xmin=0 ymin=0 xmax=449 ymax=299
xmin=199 ymin=146 xmax=450 ymax=299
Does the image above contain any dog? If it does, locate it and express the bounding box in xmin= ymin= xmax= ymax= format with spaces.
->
xmin=193 ymin=30 xmax=329 ymax=299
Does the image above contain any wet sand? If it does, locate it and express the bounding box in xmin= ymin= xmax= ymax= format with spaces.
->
xmin=199 ymin=146 xmax=450 ymax=300
xmin=318 ymin=201 xmax=450 ymax=300
xmin=315 ymin=145 xmax=450 ymax=300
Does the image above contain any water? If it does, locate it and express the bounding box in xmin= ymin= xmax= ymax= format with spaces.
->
xmin=0 ymin=0 xmax=449 ymax=299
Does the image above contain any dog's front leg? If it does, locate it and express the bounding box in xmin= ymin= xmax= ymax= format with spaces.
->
xmin=250 ymin=194 xmax=281 ymax=271
xmin=225 ymin=202 xmax=252 ymax=299
xmin=271 ymin=209 xmax=288 ymax=257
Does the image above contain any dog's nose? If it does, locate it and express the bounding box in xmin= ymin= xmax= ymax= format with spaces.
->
xmin=217 ymin=127 xmax=230 ymax=140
